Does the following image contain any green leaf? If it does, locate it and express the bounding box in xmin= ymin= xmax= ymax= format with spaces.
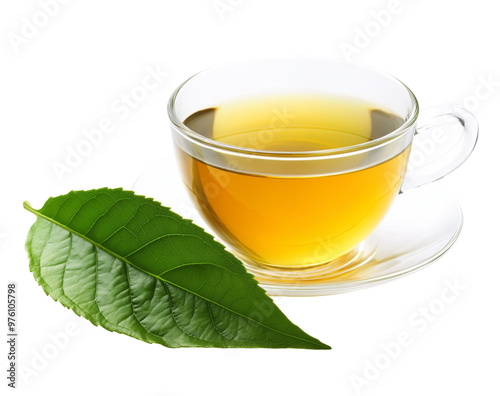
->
xmin=24 ymin=188 xmax=330 ymax=349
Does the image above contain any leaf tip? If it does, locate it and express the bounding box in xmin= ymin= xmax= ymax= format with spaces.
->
xmin=299 ymin=337 xmax=331 ymax=350
xmin=318 ymin=342 xmax=332 ymax=350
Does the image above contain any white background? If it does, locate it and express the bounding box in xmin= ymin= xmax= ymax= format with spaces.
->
xmin=1 ymin=1 xmax=499 ymax=395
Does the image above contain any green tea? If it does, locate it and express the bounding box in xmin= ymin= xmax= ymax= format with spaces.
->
xmin=179 ymin=94 xmax=409 ymax=267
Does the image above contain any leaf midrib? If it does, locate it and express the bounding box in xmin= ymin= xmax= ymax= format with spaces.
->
xmin=23 ymin=201 xmax=326 ymax=349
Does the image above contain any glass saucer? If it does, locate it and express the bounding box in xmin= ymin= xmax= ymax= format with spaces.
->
xmin=133 ymin=161 xmax=463 ymax=296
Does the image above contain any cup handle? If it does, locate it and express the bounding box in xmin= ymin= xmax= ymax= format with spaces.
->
xmin=400 ymin=105 xmax=479 ymax=192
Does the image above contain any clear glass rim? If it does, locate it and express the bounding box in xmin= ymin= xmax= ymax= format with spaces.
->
xmin=167 ymin=57 xmax=419 ymax=158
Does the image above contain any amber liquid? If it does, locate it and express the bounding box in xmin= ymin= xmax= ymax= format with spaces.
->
xmin=178 ymin=94 xmax=410 ymax=268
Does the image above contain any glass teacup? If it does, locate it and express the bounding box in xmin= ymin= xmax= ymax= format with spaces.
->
xmin=168 ymin=58 xmax=478 ymax=273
